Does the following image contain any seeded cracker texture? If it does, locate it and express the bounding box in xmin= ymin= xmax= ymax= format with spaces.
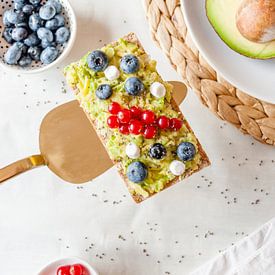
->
xmin=64 ymin=33 xmax=210 ymax=203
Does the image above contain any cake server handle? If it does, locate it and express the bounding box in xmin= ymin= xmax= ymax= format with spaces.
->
xmin=0 ymin=155 xmax=45 ymax=183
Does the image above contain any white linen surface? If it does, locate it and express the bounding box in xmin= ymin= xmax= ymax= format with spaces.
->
xmin=1 ymin=0 xmax=275 ymax=274
xmin=191 ymin=218 xmax=275 ymax=275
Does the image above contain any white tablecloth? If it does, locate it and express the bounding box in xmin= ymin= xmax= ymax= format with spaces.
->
xmin=0 ymin=0 xmax=275 ymax=274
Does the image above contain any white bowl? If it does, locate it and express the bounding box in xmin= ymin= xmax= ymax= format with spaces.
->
xmin=37 ymin=257 xmax=99 ymax=275
xmin=0 ymin=0 xmax=77 ymax=74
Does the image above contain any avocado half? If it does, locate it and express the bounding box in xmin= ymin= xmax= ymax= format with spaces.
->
xmin=206 ymin=0 xmax=275 ymax=59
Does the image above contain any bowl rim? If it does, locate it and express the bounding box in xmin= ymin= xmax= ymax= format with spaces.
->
xmin=37 ymin=256 xmax=99 ymax=275
xmin=0 ymin=0 xmax=77 ymax=74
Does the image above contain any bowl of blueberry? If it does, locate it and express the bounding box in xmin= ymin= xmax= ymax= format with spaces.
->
xmin=1 ymin=0 xmax=76 ymax=73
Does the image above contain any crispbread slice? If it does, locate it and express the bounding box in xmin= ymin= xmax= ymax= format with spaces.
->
xmin=65 ymin=33 xmax=210 ymax=203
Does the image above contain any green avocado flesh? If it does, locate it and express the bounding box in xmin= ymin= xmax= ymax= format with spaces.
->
xmin=64 ymin=38 xmax=202 ymax=199
xmin=206 ymin=0 xmax=275 ymax=59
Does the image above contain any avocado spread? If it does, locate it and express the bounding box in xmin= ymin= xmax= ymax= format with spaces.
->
xmin=64 ymin=38 xmax=202 ymax=199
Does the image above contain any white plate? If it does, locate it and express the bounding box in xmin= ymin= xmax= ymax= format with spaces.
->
xmin=37 ymin=257 xmax=99 ymax=275
xmin=181 ymin=0 xmax=275 ymax=103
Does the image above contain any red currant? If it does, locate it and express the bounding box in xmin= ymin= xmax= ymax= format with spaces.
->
xmin=129 ymin=119 xmax=143 ymax=135
xmin=143 ymin=125 xmax=157 ymax=139
xmin=141 ymin=110 xmax=155 ymax=124
xmin=170 ymin=118 xmax=183 ymax=131
xmin=69 ymin=264 xmax=87 ymax=275
xmin=130 ymin=106 xmax=142 ymax=118
xmin=157 ymin=116 xmax=170 ymax=129
xmin=107 ymin=115 xmax=119 ymax=128
xmin=119 ymin=124 xmax=130 ymax=135
xmin=118 ymin=109 xmax=131 ymax=123
xmin=57 ymin=265 xmax=70 ymax=275
xmin=108 ymin=102 xmax=121 ymax=115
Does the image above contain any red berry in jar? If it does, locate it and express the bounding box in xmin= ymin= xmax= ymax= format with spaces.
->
xmin=130 ymin=106 xmax=142 ymax=118
xmin=143 ymin=125 xmax=157 ymax=139
xmin=129 ymin=119 xmax=143 ymax=135
xmin=157 ymin=116 xmax=170 ymax=129
xmin=141 ymin=110 xmax=155 ymax=124
xmin=69 ymin=264 xmax=87 ymax=275
xmin=119 ymin=124 xmax=130 ymax=135
xmin=108 ymin=102 xmax=121 ymax=115
xmin=107 ymin=115 xmax=119 ymax=128
xmin=118 ymin=109 xmax=131 ymax=123
xmin=170 ymin=118 xmax=183 ymax=131
xmin=57 ymin=265 xmax=70 ymax=275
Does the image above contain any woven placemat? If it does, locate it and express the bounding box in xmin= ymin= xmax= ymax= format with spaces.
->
xmin=143 ymin=0 xmax=275 ymax=145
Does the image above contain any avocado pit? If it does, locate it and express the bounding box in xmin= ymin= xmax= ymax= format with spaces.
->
xmin=236 ymin=0 xmax=275 ymax=43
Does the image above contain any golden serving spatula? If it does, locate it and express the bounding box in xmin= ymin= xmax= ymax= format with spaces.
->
xmin=0 ymin=81 xmax=187 ymax=184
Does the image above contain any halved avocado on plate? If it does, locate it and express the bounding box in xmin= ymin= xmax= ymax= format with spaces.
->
xmin=206 ymin=0 xmax=275 ymax=59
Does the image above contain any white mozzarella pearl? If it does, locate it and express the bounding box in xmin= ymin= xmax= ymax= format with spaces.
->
xmin=104 ymin=65 xmax=120 ymax=81
xmin=169 ymin=160 xmax=185 ymax=176
xmin=126 ymin=143 xmax=140 ymax=159
xmin=150 ymin=82 xmax=166 ymax=98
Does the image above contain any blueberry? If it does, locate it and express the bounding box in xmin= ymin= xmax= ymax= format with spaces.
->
xmin=28 ymin=46 xmax=41 ymax=60
xmin=55 ymin=26 xmax=70 ymax=43
xmin=87 ymin=50 xmax=108 ymax=72
xmin=14 ymin=0 xmax=26 ymax=4
xmin=34 ymin=4 xmax=42 ymax=12
xmin=16 ymin=22 xmax=29 ymax=29
xmin=177 ymin=142 xmax=196 ymax=161
xmin=29 ymin=13 xmax=43 ymax=31
xmin=45 ymin=18 xmax=58 ymax=30
xmin=127 ymin=161 xmax=148 ymax=183
xmin=4 ymin=42 xmax=24 ymax=64
xmin=54 ymin=14 xmax=65 ymax=27
xmin=3 ymin=10 xmax=13 ymax=27
xmin=14 ymin=2 xmax=25 ymax=10
xmin=24 ymin=32 xmax=39 ymax=46
xmin=21 ymin=44 xmax=28 ymax=54
xmin=41 ymin=39 xmax=55 ymax=48
xmin=22 ymin=4 xmax=34 ymax=15
xmin=47 ymin=0 xmax=62 ymax=14
xmin=39 ymin=4 xmax=56 ymax=20
xmin=95 ymin=84 xmax=112 ymax=100
xmin=2 ymin=28 xmax=13 ymax=44
xmin=120 ymin=54 xmax=139 ymax=74
xmin=37 ymin=27 xmax=53 ymax=42
xmin=11 ymin=27 xmax=28 ymax=41
xmin=149 ymin=143 xmax=167 ymax=160
xmin=18 ymin=55 xmax=32 ymax=66
xmin=7 ymin=10 xmax=25 ymax=25
xmin=29 ymin=0 xmax=41 ymax=5
xmin=40 ymin=46 xmax=58 ymax=64
xmin=124 ymin=77 xmax=144 ymax=96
